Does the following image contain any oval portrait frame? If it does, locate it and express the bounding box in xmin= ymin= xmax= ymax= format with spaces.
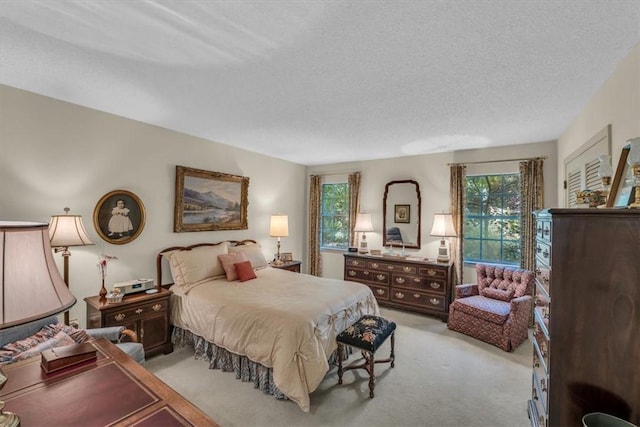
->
xmin=93 ymin=190 xmax=146 ymax=245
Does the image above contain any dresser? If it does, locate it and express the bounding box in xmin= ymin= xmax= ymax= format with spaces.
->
xmin=1 ymin=338 xmax=218 ymax=426
xmin=527 ymin=209 xmax=639 ymax=427
xmin=344 ymin=253 xmax=453 ymax=321
xmin=85 ymin=288 xmax=173 ymax=358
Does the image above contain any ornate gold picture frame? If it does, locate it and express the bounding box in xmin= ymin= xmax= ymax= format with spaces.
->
xmin=174 ymin=165 xmax=249 ymax=232
xmin=93 ymin=189 xmax=146 ymax=244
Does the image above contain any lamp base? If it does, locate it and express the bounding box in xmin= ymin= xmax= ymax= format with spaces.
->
xmin=0 ymin=409 xmax=20 ymax=427
xmin=436 ymin=239 xmax=450 ymax=263
xmin=358 ymin=234 xmax=369 ymax=255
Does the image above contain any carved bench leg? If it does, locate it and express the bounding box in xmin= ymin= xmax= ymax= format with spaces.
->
xmin=390 ymin=332 xmax=395 ymax=368
xmin=368 ymin=351 xmax=375 ymax=398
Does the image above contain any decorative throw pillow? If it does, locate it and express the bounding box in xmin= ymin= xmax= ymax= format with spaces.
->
xmin=481 ymin=287 xmax=515 ymax=302
xmin=235 ymin=261 xmax=257 ymax=282
xmin=0 ymin=329 xmax=76 ymax=366
xmin=218 ymin=252 xmax=249 ymax=281
xmin=229 ymin=243 xmax=268 ymax=270
xmin=168 ymin=243 xmax=229 ymax=289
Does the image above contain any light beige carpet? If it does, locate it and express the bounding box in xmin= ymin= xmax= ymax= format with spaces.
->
xmin=146 ymin=308 xmax=532 ymax=427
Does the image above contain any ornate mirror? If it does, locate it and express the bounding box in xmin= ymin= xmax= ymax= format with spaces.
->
xmin=382 ymin=180 xmax=421 ymax=249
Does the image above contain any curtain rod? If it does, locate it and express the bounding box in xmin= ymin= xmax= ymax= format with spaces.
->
xmin=448 ymin=156 xmax=547 ymax=166
xmin=308 ymin=170 xmax=358 ymax=177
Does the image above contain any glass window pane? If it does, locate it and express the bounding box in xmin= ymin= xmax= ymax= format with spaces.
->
xmin=463 ymin=239 xmax=481 ymax=260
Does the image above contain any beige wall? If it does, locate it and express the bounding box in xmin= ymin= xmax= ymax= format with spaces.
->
xmin=557 ymin=43 xmax=640 ymax=205
xmin=0 ymin=85 xmax=306 ymax=328
xmin=307 ymin=139 xmax=557 ymax=281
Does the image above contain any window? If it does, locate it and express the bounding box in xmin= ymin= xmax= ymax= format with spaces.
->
xmin=464 ymin=174 xmax=521 ymax=265
xmin=320 ymin=183 xmax=350 ymax=250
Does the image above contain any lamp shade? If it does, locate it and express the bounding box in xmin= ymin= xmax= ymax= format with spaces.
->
xmin=0 ymin=222 xmax=76 ymax=329
xmin=430 ymin=213 xmax=457 ymax=237
xmin=269 ymin=214 xmax=289 ymax=237
xmin=354 ymin=213 xmax=374 ymax=232
xmin=49 ymin=209 xmax=94 ymax=248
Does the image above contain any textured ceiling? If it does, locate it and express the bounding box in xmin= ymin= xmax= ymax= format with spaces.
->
xmin=1 ymin=1 xmax=639 ymax=165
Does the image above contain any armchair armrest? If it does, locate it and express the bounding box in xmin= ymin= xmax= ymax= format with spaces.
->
xmin=86 ymin=327 xmax=139 ymax=343
xmin=455 ymin=283 xmax=479 ymax=299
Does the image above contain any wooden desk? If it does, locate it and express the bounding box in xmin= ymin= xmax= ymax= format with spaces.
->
xmin=1 ymin=338 xmax=218 ymax=426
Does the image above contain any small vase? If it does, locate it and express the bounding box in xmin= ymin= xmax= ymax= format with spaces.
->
xmin=99 ymin=278 xmax=108 ymax=298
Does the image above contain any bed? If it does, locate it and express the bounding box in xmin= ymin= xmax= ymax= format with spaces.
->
xmin=156 ymin=240 xmax=379 ymax=412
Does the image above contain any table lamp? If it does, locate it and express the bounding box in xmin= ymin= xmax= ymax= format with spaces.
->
xmin=48 ymin=207 xmax=94 ymax=324
xmin=354 ymin=213 xmax=374 ymax=254
xmin=269 ymin=214 xmax=289 ymax=265
xmin=0 ymin=221 xmax=77 ymax=427
xmin=430 ymin=213 xmax=457 ymax=263
xmin=597 ymin=154 xmax=613 ymax=204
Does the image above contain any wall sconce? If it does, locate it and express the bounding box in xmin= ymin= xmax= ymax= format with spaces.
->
xmin=430 ymin=213 xmax=457 ymax=263
xmin=354 ymin=213 xmax=374 ymax=254
xmin=627 ymin=137 xmax=640 ymax=209
xmin=1 ymin=221 xmax=77 ymax=427
xmin=48 ymin=207 xmax=94 ymax=325
xmin=269 ymin=214 xmax=289 ymax=265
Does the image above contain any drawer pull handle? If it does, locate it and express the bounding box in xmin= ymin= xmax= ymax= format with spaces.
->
xmin=387 ymin=265 xmax=394 ymax=270
xmin=543 ymin=227 xmax=550 ymax=236
xmin=429 ymin=298 xmax=439 ymax=305
xmin=427 ymin=269 xmax=436 ymax=276
xmin=543 ymin=249 xmax=549 ymax=258
xmin=348 ymin=270 xmax=356 ymax=276
xmin=376 ymin=289 xmax=385 ymax=296
xmin=396 ymin=277 xmax=405 ymax=284
xmin=115 ymin=313 xmax=125 ymax=321
xmin=395 ymin=292 xmax=405 ymax=299
xmin=363 ymin=271 xmax=369 ymax=275
xmin=377 ymin=274 xmax=385 ymax=281
xmin=540 ymin=378 xmax=547 ymax=392
xmin=135 ymin=308 xmax=143 ymax=314
xmin=152 ymin=304 xmax=162 ymax=311
xmin=414 ymin=278 xmax=421 ymax=283
xmin=536 ymin=246 xmax=541 ymax=253
xmin=429 ymin=282 xmax=441 ymax=289
xmin=372 ymin=263 xmax=379 ymax=268
xmin=354 ymin=260 xmax=362 ymax=266
xmin=413 ymin=293 xmax=420 ymax=299
xmin=403 ymin=266 xmax=411 ymax=272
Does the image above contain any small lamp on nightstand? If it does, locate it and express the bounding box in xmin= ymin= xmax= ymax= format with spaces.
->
xmin=354 ymin=213 xmax=374 ymax=255
xmin=430 ymin=213 xmax=457 ymax=263
xmin=269 ymin=214 xmax=289 ymax=265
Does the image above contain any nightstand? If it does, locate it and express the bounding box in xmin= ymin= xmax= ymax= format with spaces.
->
xmin=84 ymin=288 xmax=173 ymax=358
xmin=270 ymin=260 xmax=302 ymax=273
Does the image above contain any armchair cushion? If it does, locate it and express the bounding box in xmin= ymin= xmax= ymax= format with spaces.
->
xmin=481 ymin=287 xmax=515 ymax=302
xmin=451 ymin=295 xmax=511 ymax=325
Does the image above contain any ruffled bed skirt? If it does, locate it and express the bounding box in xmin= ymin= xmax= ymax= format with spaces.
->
xmin=172 ymin=327 xmax=351 ymax=402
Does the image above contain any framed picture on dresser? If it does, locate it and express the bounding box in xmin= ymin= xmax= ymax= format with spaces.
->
xmin=607 ymin=144 xmax=633 ymax=207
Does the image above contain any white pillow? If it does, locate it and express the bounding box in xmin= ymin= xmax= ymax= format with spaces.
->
xmin=229 ymin=243 xmax=269 ymax=270
xmin=168 ymin=243 xmax=229 ymax=288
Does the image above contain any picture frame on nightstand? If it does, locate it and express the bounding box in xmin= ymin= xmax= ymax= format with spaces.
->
xmin=280 ymin=252 xmax=293 ymax=262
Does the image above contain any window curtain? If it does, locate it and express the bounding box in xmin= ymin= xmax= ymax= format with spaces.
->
xmin=520 ymin=158 xmax=545 ymax=272
xmin=449 ymin=164 xmax=466 ymax=286
xmin=348 ymin=172 xmax=361 ymax=247
xmin=308 ymin=175 xmax=322 ymax=276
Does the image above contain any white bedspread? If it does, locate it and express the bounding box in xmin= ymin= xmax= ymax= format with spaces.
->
xmin=170 ymin=267 xmax=379 ymax=412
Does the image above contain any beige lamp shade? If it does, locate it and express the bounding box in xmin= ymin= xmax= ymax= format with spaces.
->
xmin=430 ymin=213 xmax=457 ymax=237
xmin=269 ymin=214 xmax=289 ymax=237
xmin=354 ymin=213 xmax=374 ymax=232
xmin=49 ymin=209 xmax=94 ymax=248
xmin=0 ymin=221 xmax=76 ymax=329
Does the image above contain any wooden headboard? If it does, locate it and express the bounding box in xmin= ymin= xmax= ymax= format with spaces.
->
xmin=156 ymin=239 xmax=257 ymax=287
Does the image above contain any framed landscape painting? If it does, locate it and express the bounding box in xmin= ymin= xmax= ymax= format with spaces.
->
xmin=174 ymin=166 xmax=249 ymax=232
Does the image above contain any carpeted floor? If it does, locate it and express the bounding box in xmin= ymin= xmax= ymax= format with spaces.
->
xmin=145 ymin=308 xmax=533 ymax=427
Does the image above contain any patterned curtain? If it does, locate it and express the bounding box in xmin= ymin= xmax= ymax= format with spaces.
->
xmin=520 ymin=158 xmax=545 ymax=272
xmin=449 ymin=164 xmax=466 ymax=286
xmin=348 ymin=172 xmax=361 ymax=247
xmin=308 ymin=175 xmax=322 ymax=276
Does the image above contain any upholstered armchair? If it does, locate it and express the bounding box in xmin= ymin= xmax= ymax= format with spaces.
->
xmin=447 ymin=264 xmax=534 ymax=352
xmin=0 ymin=315 xmax=145 ymax=365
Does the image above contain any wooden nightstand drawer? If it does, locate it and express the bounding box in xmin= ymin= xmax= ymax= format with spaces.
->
xmin=103 ymin=299 xmax=168 ymax=325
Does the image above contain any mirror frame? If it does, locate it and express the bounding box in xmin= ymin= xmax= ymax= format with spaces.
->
xmin=382 ymin=179 xmax=421 ymax=249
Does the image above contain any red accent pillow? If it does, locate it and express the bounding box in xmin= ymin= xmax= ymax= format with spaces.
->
xmin=218 ymin=252 xmax=249 ymax=281
xmin=234 ymin=261 xmax=257 ymax=282
xmin=481 ymin=287 xmax=514 ymax=301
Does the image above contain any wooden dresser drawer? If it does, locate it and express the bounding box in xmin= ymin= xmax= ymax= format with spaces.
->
xmin=367 ymin=260 xmax=416 ymax=274
xmin=535 ymin=241 xmax=551 ymax=268
xmin=390 ymin=290 xmax=445 ymax=310
xmin=391 ymin=275 xmax=446 ymax=295
xmin=103 ymin=299 xmax=168 ymax=326
xmin=418 ymin=266 xmax=447 ymax=279
xmin=345 ymin=267 xmax=390 ymax=285
xmin=368 ymin=284 xmax=390 ymax=301
xmin=535 ymin=267 xmax=551 ymax=296
xmin=345 ymin=257 xmax=367 ymax=268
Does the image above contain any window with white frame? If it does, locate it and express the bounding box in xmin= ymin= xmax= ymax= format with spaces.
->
xmin=320 ymin=182 xmax=350 ymax=250
xmin=464 ymin=173 xmax=521 ymax=265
